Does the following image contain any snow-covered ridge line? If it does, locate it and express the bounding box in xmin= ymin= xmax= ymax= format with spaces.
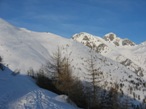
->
xmin=72 ymin=32 xmax=146 ymax=77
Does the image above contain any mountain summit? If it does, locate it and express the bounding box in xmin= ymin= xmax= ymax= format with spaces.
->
xmin=104 ymin=32 xmax=136 ymax=46
xmin=72 ymin=32 xmax=146 ymax=76
xmin=72 ymin=32 xmax=136 ymax=48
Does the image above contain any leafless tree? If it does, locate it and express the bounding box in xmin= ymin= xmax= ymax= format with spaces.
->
xmin=45 ymin=46 xmax=75 ymax=96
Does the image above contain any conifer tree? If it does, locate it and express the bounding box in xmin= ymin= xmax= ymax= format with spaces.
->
xmin=45 ymin=46 xmax=75 ymax=97
xmin=85 ymin=49 xmax=103 ymax=108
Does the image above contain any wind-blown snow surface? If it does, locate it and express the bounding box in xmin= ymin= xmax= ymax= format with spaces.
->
xmin=0 ymin=18 xmax=146 ymax=107
xmin=0 ymin=68 xmax=77 ymax=109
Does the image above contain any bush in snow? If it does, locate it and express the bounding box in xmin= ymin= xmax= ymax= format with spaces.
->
xmin=35 ymin=68 xmax=62 ymax=94
xmin=27 ymin=68 xmax=36 ymax=78
xmin=11 ymin=69 xmax=20 ymax=76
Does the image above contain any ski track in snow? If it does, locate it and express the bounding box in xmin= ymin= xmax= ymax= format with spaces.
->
xmin=0 ymin=68 xmax=76 ymax=109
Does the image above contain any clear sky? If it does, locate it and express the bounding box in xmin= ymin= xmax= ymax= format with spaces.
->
xmin=0 ymin=0 xmax=146 ymax=44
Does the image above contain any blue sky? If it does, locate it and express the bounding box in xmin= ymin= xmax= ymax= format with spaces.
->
xmin=0 ymin=0 xmax=146 ymax=43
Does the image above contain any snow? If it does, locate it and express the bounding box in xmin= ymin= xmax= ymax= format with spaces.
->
xmin=0 ymin=18 xmax=79 ymax=109
xmin=0 ymin=67 xmax=77 ymax=109
xmin=72 ymin=32 xmax=146 ymax=103
xmin=0 ymin=18 xmax=70 ymax=73
xmin=0 ymin=18 xmax=146 ymax=107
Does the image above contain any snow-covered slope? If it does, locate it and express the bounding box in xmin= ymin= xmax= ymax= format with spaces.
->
xmin=0 ymin=18 xmax=146 ymax=107
xmin=0 ymin=18 xmax=70 ymax=73
xmin=0 ymin=67 xmax=77 ymax=109
xmin=131 ymin=42 xmax=146 ymax=70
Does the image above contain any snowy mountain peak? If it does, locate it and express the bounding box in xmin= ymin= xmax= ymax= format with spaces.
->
xmin=103 ymin=32 xmax=136 ymax=47
xmin=72 ymin=32 xmax=105 ymax=51
xmin=104 ymin=32 xmax=117 ymax=37
xmin=72 ymin=32 xmax=95 ymax=41
xmin=72 ymin=32 xmax=146 ymax=77
xmin=104 ymin=32 xmax=118 ymax=41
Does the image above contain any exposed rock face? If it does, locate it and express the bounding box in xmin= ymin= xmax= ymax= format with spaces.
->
xmin=82 ymin=35 xmax=89 ymax=40
xmin=96 ymin=43 xmax=107 ymax=53
xmin=122 ymin=39 xmax=135 ymax=46
xmin=103 ymin=33 xmax=116 ymax=41
xmin=103 ymin=33 xmax=136 ymax=47
xmin=118 ymin=56 xmax=144 ymax=77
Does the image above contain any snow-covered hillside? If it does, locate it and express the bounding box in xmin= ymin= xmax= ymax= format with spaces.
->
xmin=0 ymin=18 xmax=70 ymax=73
xmin=0 ymin=67 xmax=77 ymax=109
xmin=0 ymin=18 xmax=146 ymax=108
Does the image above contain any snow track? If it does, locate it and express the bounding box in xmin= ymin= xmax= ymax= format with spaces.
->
xmin=0 ymin=68 xmax=77 ymax=109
